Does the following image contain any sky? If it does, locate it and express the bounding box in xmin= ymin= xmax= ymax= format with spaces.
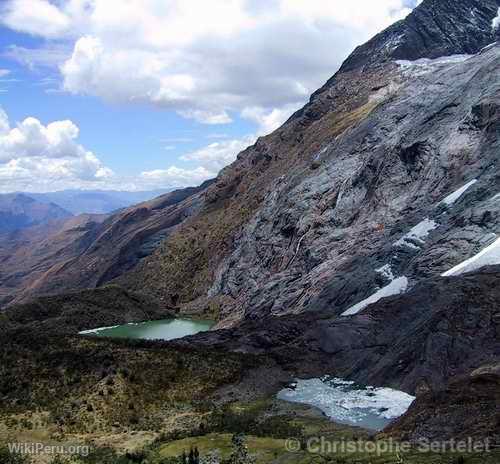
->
xmin=0 ymin=0 xmax=420 ymax=193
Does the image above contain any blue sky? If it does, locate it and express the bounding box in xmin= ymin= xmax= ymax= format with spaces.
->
xmin=0 ymin=0 xmax=419 ymax=193
xmin=0 ymin=25 xmax=254 ymax=181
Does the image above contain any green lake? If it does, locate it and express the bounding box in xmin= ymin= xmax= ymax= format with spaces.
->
xmin=79 ymin=319 xmax=214 ymax=341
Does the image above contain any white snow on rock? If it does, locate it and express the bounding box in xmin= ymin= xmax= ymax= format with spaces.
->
xmin=396 ymin=55 xmax=472 ymax=76
xmin=342 ymin=277 xmax=408 ymax=316
xmin=376 ymin=264 xmax=395 ymax=281
xmin=492 ymin=8 xmax=500 ymax=30
xmin=277 ymin=377 xmax=415 ymax=430
xmin=439 ymin=179 xmax=477 ymax=206
xmin=442 ymin=237 xmax=500 ymax=277
xmin=394 ymin=218 xmax=439 ymax=249
xmin=480 ymin=42 xmax=498 ymax=54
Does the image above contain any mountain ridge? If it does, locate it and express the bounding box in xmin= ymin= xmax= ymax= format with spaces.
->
xmin=0 ymin=193 xmax=72 ymax=234
xmin=117 ymin=0 xmax=500 ymax=324
xmin=27 ymin=188 xmax=173 ymax=215
xmin=339 ymin=0 xmax=500 ymax=72
xmin=0 ymin=181 xmax=214 ymax=307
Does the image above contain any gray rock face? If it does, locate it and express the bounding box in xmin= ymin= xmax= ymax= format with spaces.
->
xmin=210 ymin=43 xmax=500 ymax=323
xmin=187 ymin=267 xmax=500 ymax=397
xmin=341 ymin=0 xmax=500 ymax=72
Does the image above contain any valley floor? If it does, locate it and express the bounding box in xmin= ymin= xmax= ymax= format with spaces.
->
xmin=2 ymin=397 xmax=499 ymax=464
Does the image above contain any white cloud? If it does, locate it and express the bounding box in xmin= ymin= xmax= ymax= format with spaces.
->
xmin=206 ymin=133 xmax=230 ymax=140
xmin=180 ymin=135 xmax=256 ymax=171
xmin=133 ymin=132 xmax=262 ymax=190
xmin=2 ymin=0 xmax=416 ymax=127
xmin=0 ymin=69 xmax=11 ymax=78
xmin=242 ymin=104 xmax=303 ymax=135
xmin=0 ymin=106 xmax=241 ymax=192
xmin=161 ymin=137 xmax=193 ymax=144
xmin=178 ymin=109 xmax=233 ymax=125
xmin=0 ymin=106 xmax=114 ymax=192
xmin=2 ymin=117 xmax=79 ymax=162
xmin=139 ymin=135 xmax=257 ymax=189
xmin=140 ymin=166 xmax=214 ymax=189
xmin=1 ymin=0 xmax=71 ymax=38
xmin=0 ymin=0 xmax=422 ymax=191
xmin=0 ymin=109 xmax=9 ymax=134
xmin=4 ymin=44 xmax=72 ymax=70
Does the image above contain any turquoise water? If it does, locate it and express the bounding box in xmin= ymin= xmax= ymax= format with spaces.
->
xmin=79 ymin=319 xmax=214 ymax=341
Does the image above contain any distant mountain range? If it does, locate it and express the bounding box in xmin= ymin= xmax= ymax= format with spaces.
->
xmin=27 ymin=189 xmax=172 ymax=215
xmin=0 ymin=181 xmax=213 ymax=307
xmin=0 ymin=189 xmax=172 ymax=234
xmin=0 ymin=193 xmax=72 ymax=234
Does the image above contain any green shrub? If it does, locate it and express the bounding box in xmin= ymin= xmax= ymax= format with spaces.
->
xmin=0 ymin=445 xmax=32 ymax=464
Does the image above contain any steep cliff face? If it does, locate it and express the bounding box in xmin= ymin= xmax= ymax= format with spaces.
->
xmin=340 ymin=0 xmax=500 ymax=72
xmin=120 ymin=0 xmax=500 ymax=325
xmin=207 ymin=45 xmax=500 ymax=323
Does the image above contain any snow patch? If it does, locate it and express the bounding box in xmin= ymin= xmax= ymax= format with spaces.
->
xmin=394 ymin=218 xmax=439 ymax=249
xmin=383 ymin=33 xmax=406 ymax=52
xmin=442 ymin=237 xmax=500 ymax=277
xmin=375 ymin=264 xmax=395 ymax=281
xmin=342 ymin=277 xmax=408 ymax=316
xmin=396 ymin=55 xmax=472 ymax=76
xmin=480 ymin=42 xmax=498 ymax=54
xmin=277 ymin=377 xmax=415 ymax=430
xmin=439 ymin=179 xmax=477 ymax=206
xmin=492 ymin=8 xmax=500 ymax=31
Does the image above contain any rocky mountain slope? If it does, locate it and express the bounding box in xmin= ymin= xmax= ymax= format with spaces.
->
xmin=0 ymin=193 xmax=72 ymax=234
xmin=180 ymin=266 xmax=500 ymax=441
xmin=2 ymin=0 xmax=500 ymax=323
xmin=119 ymin=0 xmax=500 ymax=324
xmin=0 ymin=181 xmax=212 ymax=307
xmin=340 ymin=0 xmax=500 ymax=71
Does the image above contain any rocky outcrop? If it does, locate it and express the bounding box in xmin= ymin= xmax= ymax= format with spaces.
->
xmin=340 ymin=0 xmax=500 ymax=72
xmin=385 ymin=365 xmax=500 ymax=442
xmin=177 ymin=267 xmax=500 ymax=440
xmin=1 ymin=285 xmax=171 ymax=335
xmin=180 ymin=267 xmax=500 ymax=393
